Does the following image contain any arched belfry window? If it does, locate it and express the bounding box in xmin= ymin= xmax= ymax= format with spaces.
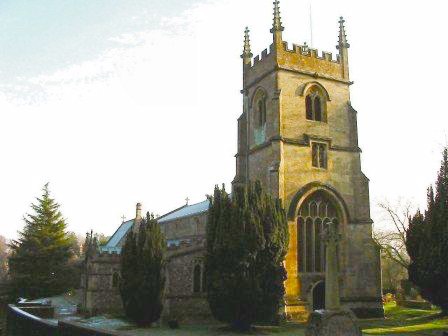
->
xmin=257 ymin=94 xmax=267 ymax=128
xmin=253 ymin=89 xmax=268 ymax=145
xmin=297 ymin=192 xmax=339 ymax=273
xmin=305 ymin=86 xmax=327 ymax=122
xmin=252 ymin=89 xmax=268 ymax=129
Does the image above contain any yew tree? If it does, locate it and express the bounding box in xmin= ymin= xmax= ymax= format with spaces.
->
xmin=406 ymin=148 xmax=448 ymax=314
xmin=205 ymin=182 xmax=288 ymax=330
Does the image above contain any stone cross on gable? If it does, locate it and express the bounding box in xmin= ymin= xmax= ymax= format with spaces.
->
xmin=121 ymin=215 xmax=126 ymax=223
xmin=185 ymin=197 xmax=190 ymax=205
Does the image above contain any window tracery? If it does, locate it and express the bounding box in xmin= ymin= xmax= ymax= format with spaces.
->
xmin=297 ymin=192 xmax=339 ymax=273
xmin=305 ymin=86 xmax=327 ymax=122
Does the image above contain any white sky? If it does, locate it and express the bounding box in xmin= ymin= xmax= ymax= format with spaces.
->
xmin=1 ymin=0 xmax=447 ymax=240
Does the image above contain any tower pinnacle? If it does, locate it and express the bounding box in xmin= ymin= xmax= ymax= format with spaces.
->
xmin=241 ymin=27 xmax=253 ymax=65
xmin=337 ymin=17 xmax=350 ymax=80
xmin=271 ymin=0 xmax=284 ymax=42
xmin=337 ymin=16 xmax=350 ymax=49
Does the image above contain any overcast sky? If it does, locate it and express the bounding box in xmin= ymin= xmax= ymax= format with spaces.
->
xmin=1 ymin=0 xmax=447 ymax=240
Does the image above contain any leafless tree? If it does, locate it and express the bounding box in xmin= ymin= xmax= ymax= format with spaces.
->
xmin=373 ymin=200 xmax=413 ymax=269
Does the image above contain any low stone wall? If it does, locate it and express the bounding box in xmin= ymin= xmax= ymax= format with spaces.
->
xmin=58 ymin=320 xmax=122 ymax=336
xmin=6 ymin=305 xmax=58 ymax=336
xmin=6 ymin=305 xmax=124 ymax=336
xmin=164 ymin=295 xmax=213 ymax=324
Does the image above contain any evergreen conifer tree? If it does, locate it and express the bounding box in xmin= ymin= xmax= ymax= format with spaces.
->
xmin=406 ymin=148 xmax=448 ymax=314
xmin=119 ymin=229 xmax=141 ymax=321
xmin=205 ymin=182 xmax=288 ymax=330
xmin=8 ymin=183 xmax=73 ymax=299
xmin=120 ymin=212 xmax=166 ymax=326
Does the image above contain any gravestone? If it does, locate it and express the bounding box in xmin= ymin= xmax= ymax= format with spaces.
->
xmin=305 ymin=222 xmax=361 ymax=336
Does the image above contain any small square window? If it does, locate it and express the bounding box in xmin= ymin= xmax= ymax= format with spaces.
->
xmin=312 ymin=143 xmax=327 ymax=169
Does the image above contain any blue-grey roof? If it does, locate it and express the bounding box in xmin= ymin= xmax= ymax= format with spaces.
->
xmin=99 ymin=200 xmax=209 ymax=254
xmin=158 ymin=199 xmax=209 ymax=223
xmin=103 ymin=219 xmax=134 ymax=248
xmin=99 ymin=246 xmax=122 ymax=254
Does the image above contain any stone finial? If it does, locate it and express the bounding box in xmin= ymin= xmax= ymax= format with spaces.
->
xmin=337 ymin=16 xmax=350 ymax=49
xmin=241 ymin=27 xmax=253 ymax=65
xmin=271 ymin=0 xmax=284 ymax=32
xmin=135 ymin=202 xmax=142 ymax=220
xmin=271 ymin=0 xmax=284 ymax=43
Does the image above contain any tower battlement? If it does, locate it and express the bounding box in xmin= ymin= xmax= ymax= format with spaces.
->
xmin=241 ymin=2 xmax=350 ymax=86
xmin=247 ymin=41 xmax=344 ymax=83
xmin=251 ymin=43 xmax=340 ymax=68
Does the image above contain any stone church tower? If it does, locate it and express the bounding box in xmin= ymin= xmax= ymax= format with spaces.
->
xmin=233 ymin=1 xmax=383 ymax=319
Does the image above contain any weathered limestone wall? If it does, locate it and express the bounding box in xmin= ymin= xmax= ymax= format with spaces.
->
xmin=163 ymin=243 xmax=212 ymax=324
xmin=82 ymin=254 xmax=122 ymax=315
xmin=81 ymin=213 xmax=209 ymax=320
xmin=162 ymin=213 xmax=207 ymax=241
xmin=234 ymin=35 xmax=383 ymax=318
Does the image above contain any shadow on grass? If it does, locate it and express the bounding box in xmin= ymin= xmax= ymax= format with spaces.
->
xmin=361 ymin=302 xmax=448 ymax=335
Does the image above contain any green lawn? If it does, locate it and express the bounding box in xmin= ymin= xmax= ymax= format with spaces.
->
xmin=123 ymin=304 xmax=448 ymax=336
xmin=4 ymin=300 xmax=446 ymax=336
xmin=361 ymin=302 xmax=448 ymax=335
xmin=77 ymin=304 xmax=447 ymax=336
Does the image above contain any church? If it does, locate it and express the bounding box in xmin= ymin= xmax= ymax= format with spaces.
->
xmin=81 ymin=1 xmax=383 ymax=322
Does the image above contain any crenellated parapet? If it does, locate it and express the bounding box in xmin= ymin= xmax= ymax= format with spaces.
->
xmin=88 ymin=251 xmax=121 ymax=264
xmin=242 ymin=1 xmax=350 ymax=89
xmin=246 ymin=41 xmax=344 ymax=85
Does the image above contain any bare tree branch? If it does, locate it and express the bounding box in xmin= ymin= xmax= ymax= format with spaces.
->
xmin=375 ymin=200 xmax=414 ymax=269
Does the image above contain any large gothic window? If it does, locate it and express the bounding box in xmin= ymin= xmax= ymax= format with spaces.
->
xmin=297 ymin=192 xmax=339 ymax=273
xmin=305 ymin=86 xmax=327 ymax=122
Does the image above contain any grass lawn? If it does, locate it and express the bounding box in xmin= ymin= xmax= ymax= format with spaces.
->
xmin=66 ymin=303 xmax=448 ymax=336
xmin=360 ymin=302 xmax=448 ymax=335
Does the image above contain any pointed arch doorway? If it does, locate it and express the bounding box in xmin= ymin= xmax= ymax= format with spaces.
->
xmin=312 ymin=280 xmax=325 ymax=311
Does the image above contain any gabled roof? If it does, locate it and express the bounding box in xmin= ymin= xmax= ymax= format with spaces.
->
xmin=99 ymin=199 xmax=210 ymax=253
xmin=103 ymin=219 xmax=134 ymax=248
xmin=158 ymin=199 xmax=209 ymax=223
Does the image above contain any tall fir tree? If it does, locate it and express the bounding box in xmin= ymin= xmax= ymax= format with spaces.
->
xmin=406 ymin=147 xmax=448 ymax=314
xmin=119 ymin=229 xmax=140 ymax=320
xmin=8 ymin=183 xmax=74 ymax=299
xmin=119 ymin=212 xmax=166 ymax=326
xmin=205 ymin=182 xmax=289 ymax=330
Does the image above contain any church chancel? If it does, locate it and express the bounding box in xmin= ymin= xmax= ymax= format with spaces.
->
xmin=81 ymin=0 xmax=383 ymax=322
